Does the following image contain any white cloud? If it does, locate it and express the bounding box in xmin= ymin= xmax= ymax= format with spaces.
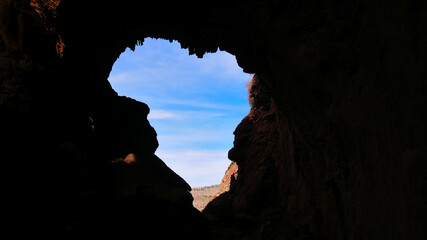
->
xmin=156 ymin=98 xmax=249 ymax=112
xmin=108 ymin=72 xmax=132 ymax=84
xmin=149 ymin=110 xmax=178 ymax=119
xmin=107 ymin=39 xmax=247 ymax=188
xmin=155 ymin=128 xmax=232 ymax=149
xmin=108 ymin=39 xmax=253 ymax=96
xmin=200 ymin=51 xmax=249 ymax=80
xmin=148 ymin=109 xmax=224 ymax=121
xmin=156 ymin=149 xmax=232 ymax=187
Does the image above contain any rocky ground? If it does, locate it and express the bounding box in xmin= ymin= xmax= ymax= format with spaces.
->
xmin=191 ymin=185 xmax=220 ymax=211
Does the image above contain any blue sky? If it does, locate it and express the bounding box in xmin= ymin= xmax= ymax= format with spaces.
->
xmin=108 ymin=38 xmax=252 ymax=187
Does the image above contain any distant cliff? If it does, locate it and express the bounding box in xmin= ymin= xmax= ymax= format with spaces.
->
xmin=191 ymin=185 xmax=220 ymax=211
xmin=191 ymin=162 xmax=238 ymax=211
xmin=212 ymin=162 xmax=238 ymax=200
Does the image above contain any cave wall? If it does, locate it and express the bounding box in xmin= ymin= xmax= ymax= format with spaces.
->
xmin=1 ymin=0 xmax=426 ymax=239
xmin=1 ymin=1 xmax=210 ymax=238
xmin=204 ymin=1 xmax=427 ymax=239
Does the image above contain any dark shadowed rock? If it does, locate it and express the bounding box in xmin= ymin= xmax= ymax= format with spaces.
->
xmin=1 ymin=0 xmax=426 ymax=239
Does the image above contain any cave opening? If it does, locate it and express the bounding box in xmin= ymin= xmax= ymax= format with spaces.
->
xmin=2 ymin=1 xmax=425 ymax=238
xmin=107 ymin=38 xmax=252 ymax=190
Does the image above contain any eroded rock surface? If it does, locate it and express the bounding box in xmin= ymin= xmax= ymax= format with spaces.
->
xmin=191 ymin=185 xmax=220 ymax=211
xmin=212 ymin=162 xmax=238 ymax=200
xmin=205 ymin=75 xmax=311 ymax=239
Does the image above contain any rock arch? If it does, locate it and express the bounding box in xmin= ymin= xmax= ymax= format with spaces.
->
xmin=1 ymin=0 xmax=426 ymax=239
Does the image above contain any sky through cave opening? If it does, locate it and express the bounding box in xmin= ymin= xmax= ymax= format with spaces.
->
xmin=108 ymin=38 xmax=252 ymax=187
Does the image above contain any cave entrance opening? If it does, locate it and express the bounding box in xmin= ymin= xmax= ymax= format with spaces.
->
xmin=108 ymin=38 xmax=252 ymax=190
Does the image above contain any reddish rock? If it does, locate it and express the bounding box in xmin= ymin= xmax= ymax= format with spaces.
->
xmin=191 ymin=185 xmax=220 ymax=211
xmin=211 ymin=162 xmax=238 ymax=201
xmin=205 ymin=75 xmax=306 ymax=239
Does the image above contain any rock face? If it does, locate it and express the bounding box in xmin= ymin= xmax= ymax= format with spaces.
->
xmin=205 ymin=75 xmax=326 ymax=239
xmin=211 ymin=162 xmax=238 ymax=200
xmin=191 ymin=185 xmax=220 ymax=211
xmin=192 ymin=163 xmax=238 ymax=211
xmin=1 ymin=0 xmax=426 ymax=239
xmin=203 ymin=75 xmax=292 ymax=238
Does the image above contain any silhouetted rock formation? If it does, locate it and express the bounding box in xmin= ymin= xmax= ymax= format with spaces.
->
xmin=1 ymin=0 xmax=426 ymax=239
xmin=205 ymin=75 xmax=329 ymax=239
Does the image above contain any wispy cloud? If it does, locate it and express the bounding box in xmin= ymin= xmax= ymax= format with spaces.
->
xmin=108 ymin=38 xmax=247 ymax=187
xmin=156 ymin=99 xmax=249 ymax=112
xmin=199 ymin=51 xmax=252 ymax=81
xmin=149 ymin=110 xmax=178 ymax=119
xmin=108 ymin=38 xmax=252 ymax=94
xmin=148 ymin=109 xmax=223 ymax=120
xmin=156 ymin=149 xmax=232 ymax=187
xmin=108 ymin=72 xmax=131 ymax=84
xmin=155 ymin=128 xmax=233 ymax=149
